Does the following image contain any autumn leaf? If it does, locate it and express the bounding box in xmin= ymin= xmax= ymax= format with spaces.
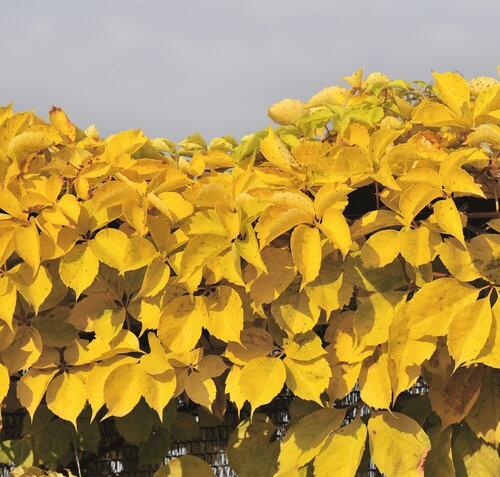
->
xmin=368 ymin=412 xmax=430 ymax=477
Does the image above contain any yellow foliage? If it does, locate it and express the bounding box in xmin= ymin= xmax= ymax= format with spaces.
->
xmin=0 ymin=68 xmax=498 ymax=475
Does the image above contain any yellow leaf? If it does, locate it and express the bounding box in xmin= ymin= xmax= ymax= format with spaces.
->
xmin=122 ymin=197 xmax=148 ymax=235
xmin=466 ymin=368 xmax=500 ymax=446
xmin=136 ymin=258 xmax=170 ymax=298
xmin=343 ymin=68 xmax=363 ymax=88
xmin=284 ymin=356 xmax=331 ymax=404
xmin=17 ymin=368 xmax=59 ymax=420
xmin=368 ymin=411 xmax=430 ymax=477
xmin=140 ymin=333 xmax=172 ymax=375
xmin=452 ymin=426 xmax=500 ymax=477
xmin=0 ymin=276 xmax=17 ymax=329
xmin=202 ymin=149 xmax=234 ymax=169
xmin=0 ymin=326 xmax=43 ymax=372
xmin=131 ymin=295 xmax=163 ymax=335
xmin=184 ymin=371 xmax=216 ymax=410
xmin=292 ymin=140 xmax=332 ymax=168
xmin=244 ymin=247 xmax=296 ymax=307
xmin=440 ymin=154 xmax=486 ymax=198
xmin=218 ymin=245 xmax=245 ymax=287
xmin=388 ymin=303 xmax=437 ymax=399
xmin=259 ymin=127 xmax=295 ymax=171
xmin=49 ymin=106 xmax=76 ymax=141
xmin=398 ymin=183 xmax=443 ymax=226
xmin=314 ymin=418 xmax=367 ymax=477
xmin=226 ymin=357 xmax=285 ymax=415
xmin=46 ymin=372 xmax=87 ymax=427
xmin=275 ymin=408 xmax=345 ymax=475
xmin=142 ymin=369 xmax=176 ymax=419
xmin=341 ymin=122 xmax=371 ymax=147
xmin=103 ymin=129 xmax=147 ymax=161
xmin=93 ymin=308 xmax=126 ymax=342
xmin=361 ymin=229 xmax=400 ymax=268
xmin=224 ymin=327 xmax=274 ymax=366
xmin=437 ymin=238 xmax=482 ymax=282
xmin=327 ymin=312 xmax=373 ymax=365
xmin=150 ymin=191 xmax=194 ymax=224
xmin=59 ymin=243 xmax=99 ymax=298
xmin=399 ymin=226 xmax=441 ymax=267
xmin=304 ymin=266 xmax=352 ymax=318
xmin=86 ymin=355 xmax=137 ymax=420
xmin=344 ymin=251 xmax=407 ymax=292
xmin=307 ymin=85 xmax=348 ymax=107
xmin=313 ymin=183 xmax=351 ymax=219
xmin=8 ymin=125 xmax=61 ymax=161
xmin=412 ymin=102 xmax=463 ymax=127
xmin=372 ymin=159 xmax=401 ymax=191
xmin=473 ymin=83 xmax=500 ymax=119
xmin=290 ymin=225 xmax=321 ymax=290
xmin=177 ymin=233 xmax=231 ymax=283
xmin=319 ymin=206 xmax=351 ymax=257
xmin=258 ymin=190 xmax=315 ymax=217
xmin=90 ymin=229 xmax=156 ymax=274
xmin=447 ymin=297 xmax=493 ymax=369
xmin=466 ymin=123 xmax=500 ymax=146
xmin=158 ymin=295 xmax=205 ymax=353
xmin=0 ymin=322 xmax=15 ymax=353
xmin=369 ymin=128 xmax=402 ymax=163
xmin=405 ymin=278 xmax=479 ymax=338
xmin=216 ymin=205 xmax=240 ymax=240
xmin=327 ymin=361 xmax=361 ymax=401
xmin=203 ymin=285 xmax=243 ymax=343
xmin=433 ymin=198 xmax=465 ymax=244
xmin=256 ymin=205 xmax=313 ymax=249
xmin=359 ymin=350 xmax=392 ymax=409
xmin=432 ymin=71 xmax=471 ymax=118
xmin=14 ymin=220 xmax=40 ymax=273
xmin=235 ymin=225 xmax=267 ymax=273
xmin=271 ymin=287 xmax=320 ymax=336
xmin=282 ymin=331 xmax=326 ymax=362
xmin=350 ymin=209 xmax=402 ymax=241
xmin=0 ymin=363 xmax=10 ymax=405
xmin=468 ymin=234 xmax=500 ymax=284
xmin=153 ymin=456 xmax=214 ymax=477
xmin=398 ymin=167 xmax=443 ymax=189
xmin=103 ymin=362 xmax=146 ymax=418
xmin=353 ymin=291 xmax=405 ymax=348
xmin=268 ymin=99 xmax=306 ymax=125
xmin=473 ymin=299 xmax=500 ymax=368
xmin=169 ymin=251 xmax=202 ymax=294
xmin=329 ymin=146 xmax=372 ymax=182
xmin=0 ymin=225 xmax=15 ymax=267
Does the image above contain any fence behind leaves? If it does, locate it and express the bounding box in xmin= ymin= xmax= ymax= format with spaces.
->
xmin=0 ymin=382 xmax=428 ymax=476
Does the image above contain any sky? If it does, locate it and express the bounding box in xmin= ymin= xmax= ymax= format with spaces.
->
xmin=1 ymin=0 xmax=499 ymax=142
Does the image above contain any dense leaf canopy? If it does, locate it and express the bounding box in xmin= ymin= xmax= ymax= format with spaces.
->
xmin=1 ymin=67 xmax=499 ymax=476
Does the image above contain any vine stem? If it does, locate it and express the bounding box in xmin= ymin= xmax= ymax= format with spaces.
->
xmin=466 ymin=211 xmax=500 ymax=219
xmin=72 ymin=435 xmax=82 ymax=477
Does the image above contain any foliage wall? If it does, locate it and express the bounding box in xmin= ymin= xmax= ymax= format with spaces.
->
xmin=0 ymin=67 xmax=499 ymax=477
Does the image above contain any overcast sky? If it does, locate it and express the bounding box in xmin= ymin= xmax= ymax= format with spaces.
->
xmin=1 ymin=1 xmax=499 ymax=141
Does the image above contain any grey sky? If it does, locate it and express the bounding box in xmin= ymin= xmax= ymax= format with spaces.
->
xmin=1 ymin=0 xmax=499 ymax=142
